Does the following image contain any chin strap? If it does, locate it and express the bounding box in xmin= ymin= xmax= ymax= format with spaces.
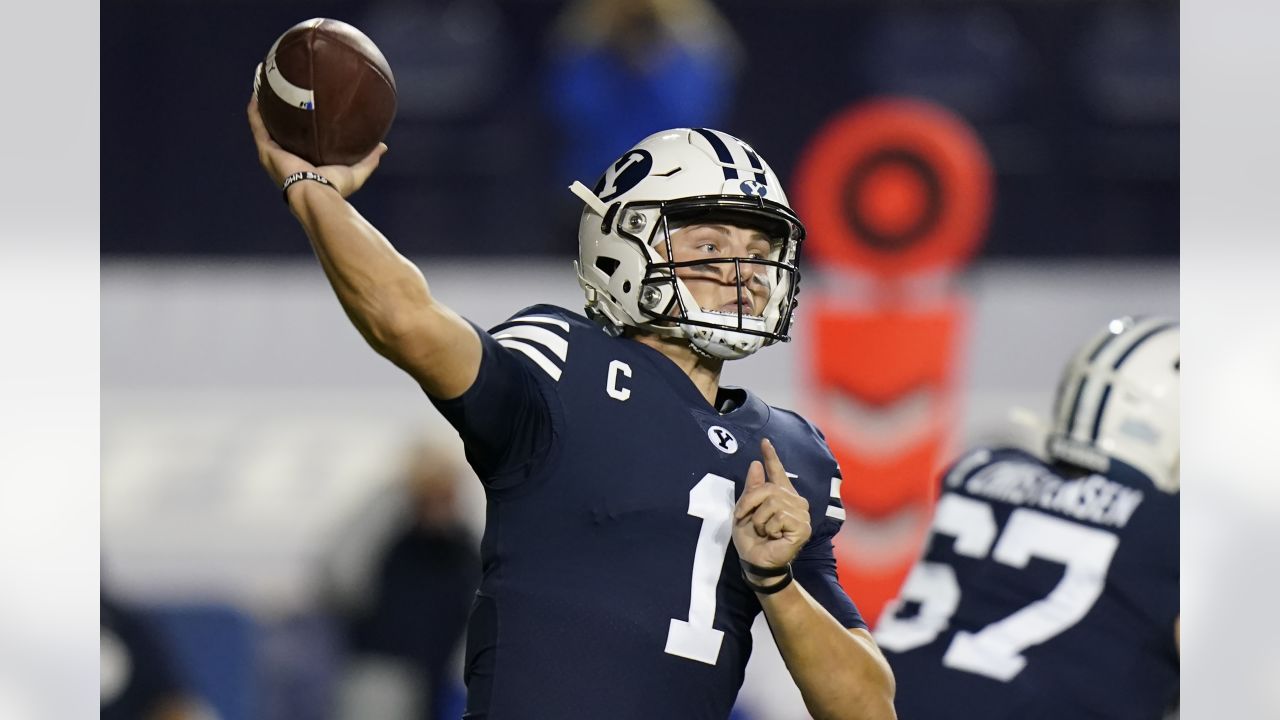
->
xmin=685 ymin=336 xmax=720 ymax=361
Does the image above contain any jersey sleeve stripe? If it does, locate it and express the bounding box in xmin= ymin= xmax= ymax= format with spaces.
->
xmin=507 ymin=314 xmax=571 ymax=332
xmin=494 ymin=325 xmax=569 ymax=361
xmin=827 ymin=477 xmax=845 ymax=518
xmin=497 ymin=338 xmax=563 ymax=381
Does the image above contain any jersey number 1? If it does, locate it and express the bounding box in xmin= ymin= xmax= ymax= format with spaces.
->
xmin=665 ymin=473 xmax=735 ymax=666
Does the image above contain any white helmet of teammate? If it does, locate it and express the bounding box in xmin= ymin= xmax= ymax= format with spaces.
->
xmin=568 ymin=128 xmax=804 ymax=360
xmin=1047 ymin=316 xmax=1180 ymax=493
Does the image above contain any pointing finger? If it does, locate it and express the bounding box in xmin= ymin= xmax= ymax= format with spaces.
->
xmin=761 ymin=438 xmax=795 ymax=490
xmin=735 ymin=462 xmax=767 ymax=520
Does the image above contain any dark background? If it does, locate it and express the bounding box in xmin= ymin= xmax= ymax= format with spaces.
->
xmin=101 ymin=0 xmax=1177 ymax=259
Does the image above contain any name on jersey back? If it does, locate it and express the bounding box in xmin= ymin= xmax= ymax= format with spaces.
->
xmin=948 ymin=456 xmax=1144 ymax=529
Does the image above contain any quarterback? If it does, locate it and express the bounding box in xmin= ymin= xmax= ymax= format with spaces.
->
xmin=248 ymin=96 xmax=895 ymax=719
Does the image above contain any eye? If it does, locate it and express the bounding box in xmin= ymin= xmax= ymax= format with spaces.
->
xmin=697 ymin=242 xmax=718 ymax=253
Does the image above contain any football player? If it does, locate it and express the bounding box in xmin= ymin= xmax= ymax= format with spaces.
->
xmin=248 ymin=99 xmax=895 ymax=720
xmin=876 ymin=317 xmax=1179 ymax=719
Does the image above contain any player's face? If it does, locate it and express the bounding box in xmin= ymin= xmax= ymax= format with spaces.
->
xmin=659 ymin=223 xmax=776 ymax=317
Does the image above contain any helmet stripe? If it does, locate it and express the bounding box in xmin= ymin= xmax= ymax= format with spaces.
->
xmin=1086 ymin=323 xmax=1125 ymax=362
xmin=1063 ymin=375 xmax=1089 ymax=438
xmin=1074 ymin=318 xmax=1177 ymax=440
xmin=692 ymin=128 xmax=738 ymax=181
xmin=1063 ymin=320 xmax=1132 ymax=438
xmin=1111 ymin=322 xmax=1178 ymax=369
xmin=737 ymin=141 xmax=768 ymax=185
xmin=1089 ymin=383 xmax=1114 ymax=441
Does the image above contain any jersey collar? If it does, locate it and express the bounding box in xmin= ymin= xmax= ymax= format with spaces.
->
xmin=626 ymin=337 xmax=771 ymax=431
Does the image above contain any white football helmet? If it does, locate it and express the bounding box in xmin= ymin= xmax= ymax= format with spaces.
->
xmin=1047 ymin=316 xmax=1180 ymax=492
xmin=569 ymin=128 xmax=804 ymax=360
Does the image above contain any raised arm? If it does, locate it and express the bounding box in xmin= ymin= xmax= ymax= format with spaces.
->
xmin=247 ymin=95 xmax=480 ymax=399
xmin=734 ymin=440 xmax=896 ymax=720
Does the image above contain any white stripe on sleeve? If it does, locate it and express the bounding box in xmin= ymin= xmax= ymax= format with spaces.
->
xmin=826 ymin=477 xmax=845 ymax=520
xmin=497 ymin=338 xmax=562 ymax=381
xmin=508 ymin=314 xmax=571 ymax=332
xmin=494 ymin=325 xmax=569 ymax=361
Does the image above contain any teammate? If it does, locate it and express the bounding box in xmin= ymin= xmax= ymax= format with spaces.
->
xmin=248 ymin=97 xmax=895 ymax=719
xmin=875 ymin=317 xmax=1179 ymax=719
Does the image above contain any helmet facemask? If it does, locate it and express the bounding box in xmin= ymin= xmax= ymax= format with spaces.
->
xmin=629 ymin=200 xmax=801 ymax=360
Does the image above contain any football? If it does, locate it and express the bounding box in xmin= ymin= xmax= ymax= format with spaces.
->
xmin=254 ymin=18 xmax=397 ymax=166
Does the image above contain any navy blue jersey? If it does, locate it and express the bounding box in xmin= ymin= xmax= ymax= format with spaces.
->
xmin=876 ymin=447 xmax=1179 ymax=720
xmin=430 ymin=304 xmax=863 ymax=719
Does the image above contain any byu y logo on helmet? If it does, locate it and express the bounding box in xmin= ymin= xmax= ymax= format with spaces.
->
xmin=594 ymin=150 xmax=654 ymax=203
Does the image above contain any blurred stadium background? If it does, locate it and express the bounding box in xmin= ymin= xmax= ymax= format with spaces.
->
xmin=101 ymin=0 xmax=1177 ymax=718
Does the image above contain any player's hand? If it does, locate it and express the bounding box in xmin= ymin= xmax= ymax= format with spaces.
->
xmin=733 ymin=438 xmax=811 ymax=578
xmin=246 ymin=94 xmax=386 ymax=199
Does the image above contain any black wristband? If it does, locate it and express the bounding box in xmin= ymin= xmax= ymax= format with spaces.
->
xmin=742 ymin=563 xmax=794 ymax=595
xmin=740 ymin=559 xmax=791 ymax=577
xmin=281 ymin=171 xmax=335 ymax=203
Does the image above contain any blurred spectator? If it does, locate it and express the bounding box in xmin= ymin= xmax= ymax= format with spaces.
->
xmin=101 ymin=592 xmax=213 ymax=720
xmin=546 ymin=0 xmax=743 ymax=190
xmin=326 ymin=441 xmax=481 ymax=720
xmin=361 ymin=0 xmax=508 ymax=124
xmin=856 ymin=6 xmax=1032 ymax=123
xmin=354 ymin=0 xmax=557 ymax=256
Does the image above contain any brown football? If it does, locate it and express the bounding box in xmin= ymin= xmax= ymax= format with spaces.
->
xmin=254 ymin=18 xmax=397 ymax=166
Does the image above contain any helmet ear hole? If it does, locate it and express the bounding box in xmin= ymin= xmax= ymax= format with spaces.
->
xmin=595 ymin=256 xmax=621 ymax=276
